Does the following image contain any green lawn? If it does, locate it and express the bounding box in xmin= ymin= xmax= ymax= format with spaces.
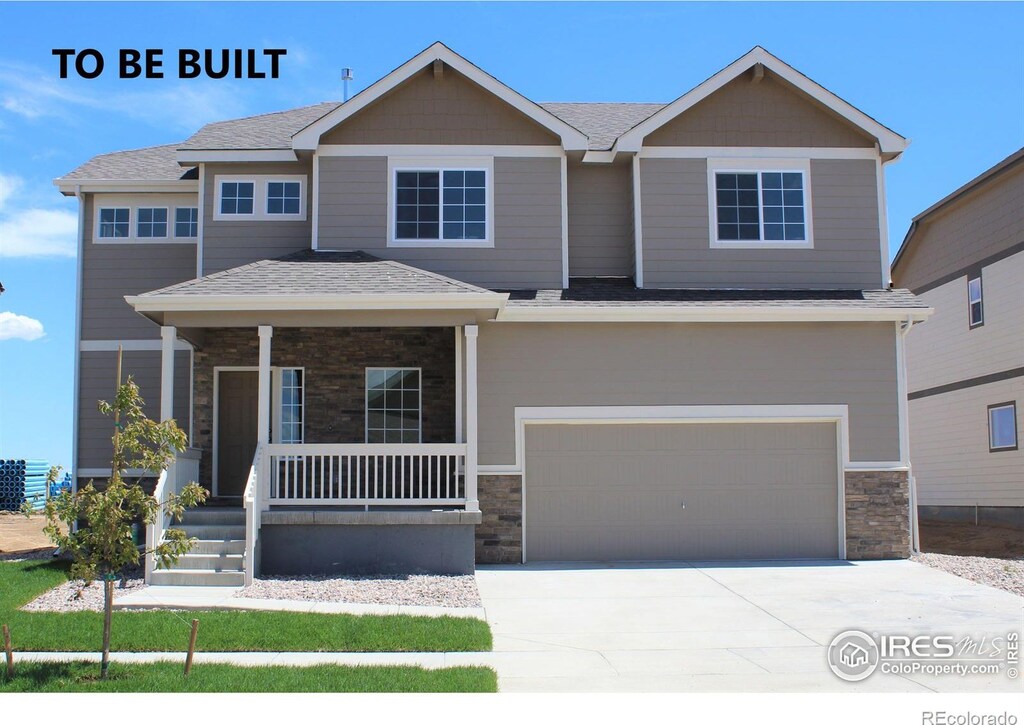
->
xmin=0 ymin=661 xmax=497 ymax=692
xmin=0 ymin=559 xmax=492 ymax=653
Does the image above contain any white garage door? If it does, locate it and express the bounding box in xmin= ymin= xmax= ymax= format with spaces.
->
xmin=524 ymin=422 xmax=840 ymax=561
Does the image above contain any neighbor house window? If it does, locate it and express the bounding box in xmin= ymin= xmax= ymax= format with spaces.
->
xmin=365 ymin=368 xmax=421 ymax=444
xmin=710 ymin=164 xmax=812 ymax=248
xmin=174 ymin=207 xmax=198 ymax=238
xmin=988 ymin=402 xmax=1017 ymax=452
xmin=97 ymin=208 xmax=130 ymax=238
xmin=968 ymin=275 xmax=984 ymax=328
xmin=394 ymin=168 xmax=487 ymax=242
xmin=278 ymin=368 xmax=303 ymax=444
xmin=219 ymin=181 xmax=255 ymax=215
xmin=266 ymin=181 xmax=301 ymax=215
xmin=136 ymin=208 xmax=168 ymax=238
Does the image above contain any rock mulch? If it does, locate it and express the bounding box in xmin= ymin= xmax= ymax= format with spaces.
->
xmin=913 ymin=552 xmax=1024 ymax=598
xmin=236 ymin=574 xmax=482 ymax=608
xmin=21 ymin=570 xmax=148 ymax=613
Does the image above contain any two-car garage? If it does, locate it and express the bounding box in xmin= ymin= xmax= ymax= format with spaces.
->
xmin=522 ymin=419 xmax=842 ymax=562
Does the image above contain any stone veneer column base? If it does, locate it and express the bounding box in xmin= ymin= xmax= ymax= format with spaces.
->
xmin=845 ymin=469 xmax=911 ymax=560
xmin=475 ymin=474 xmax=522 ymax=564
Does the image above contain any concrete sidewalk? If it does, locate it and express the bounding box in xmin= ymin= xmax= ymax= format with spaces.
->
xmin=115 ymin=585 xmax=486 ymax=620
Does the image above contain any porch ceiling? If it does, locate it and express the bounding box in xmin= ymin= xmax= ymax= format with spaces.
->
xmin=125 ymin=250 xmax=508 ymax=328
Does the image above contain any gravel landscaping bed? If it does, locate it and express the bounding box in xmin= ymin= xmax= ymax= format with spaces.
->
xmin=913 ymin=552 xmax=1024 ymax=598
xmin=236 ymin=574 xmax=482 ymax=608
xmin=21 ymin=569 xmax=148 ymax=613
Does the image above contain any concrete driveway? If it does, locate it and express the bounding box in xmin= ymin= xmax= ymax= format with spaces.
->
xmin=475 ymin=560 xmax=1023 ymax=692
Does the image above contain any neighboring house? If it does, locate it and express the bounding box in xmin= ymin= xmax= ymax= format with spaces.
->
xmin=56 ymin=43 xmax=930 ymax=586
xmin=892 ymin=149 xmax=1024 ymax=529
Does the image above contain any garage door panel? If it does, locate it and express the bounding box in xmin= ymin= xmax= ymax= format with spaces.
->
xmin=524 ymin=422 xmax=839 ymax=561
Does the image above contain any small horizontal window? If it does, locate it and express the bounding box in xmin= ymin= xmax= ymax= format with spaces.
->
xmin=174 ymin=208 xmax=198 ymax=238
xmin=267 ymin=181 xmax=301 ymax=215
xmin=136 ymin=208 xmax=168 ymax=238
xmin=988 ymin=403 xmax=1017 ymax=452
xmin=968 ymin=276 xmax=984 ymax=328
xmin=220 ymin=181 xmax=254 ymax=215
xmin=98 ymin=208 xmax=130 ymax=238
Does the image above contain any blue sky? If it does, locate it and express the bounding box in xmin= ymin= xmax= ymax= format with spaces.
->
xmin=0 ymin=1 xmax=1021 ymax=469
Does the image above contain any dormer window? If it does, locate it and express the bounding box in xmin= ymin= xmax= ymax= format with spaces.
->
xmin=708 ymin=159 xmax=813 ymax=249
xmin=387 ymin=157 xmax=493 ymax=248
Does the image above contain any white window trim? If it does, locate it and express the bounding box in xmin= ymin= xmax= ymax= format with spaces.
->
xmin=213 ymin=175 xmax=307 ymax=222
xmin=707 ymin=158 xmax=814 ymax=250
xmin=968 ymin=275 xmax=984 ymax=328
xmin=364 ymin=366 xmax=423 ymax=444
xmin=988 ymin=402 xmax=1017 ymax=452
xmin=135 ymin=206 xmax=170 ymax=239
xmin=173 ymin=206 xmax=199 ymax=239
xmin=386 ymin=156 xmax=495 ymax=248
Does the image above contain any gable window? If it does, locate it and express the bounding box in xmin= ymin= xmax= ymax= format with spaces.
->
xmin=708 ymin=160 xmax=813 ymax=249
xmin=174 ymin=208 xmax=198 ymax=238
xmin=136 ymin=208 xmax=168 ymax=238
xmin=219 ymin=181 xmax=255 ymax=215
xmin=388 ymin=158 xmax=492 ymax=247
xmin=277 ymin=368 xmax=304 ymax=444
xmin=968 ymin=275 xmax=984 ymax=328
xmin=365 ymin=368 xmax=421 ymax=444
xmin=98 ymin=208 xmax=130 ymax=238
xmin=988 ymin=402 xmax=1017 ymax=452
xmin=267 ymin=181 xmax=302 ymax=215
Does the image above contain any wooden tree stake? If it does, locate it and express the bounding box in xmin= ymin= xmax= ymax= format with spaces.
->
xmin=184 ymin=619 xmax=199 ymax=676
xmin=3 ymin=624 xmax=12 ymax=678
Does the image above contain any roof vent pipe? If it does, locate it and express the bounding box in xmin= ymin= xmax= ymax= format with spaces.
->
xmin=341 ymin=68 xmax=354 ymax=101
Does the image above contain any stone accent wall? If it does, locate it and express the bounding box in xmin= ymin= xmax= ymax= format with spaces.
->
xmin=475 ymin=474 xmax=522 ymax=564
xmin=845 ymin=469 xmax=910 ymax=560
xmin=193 ymin=327 xmax=456 ymax=487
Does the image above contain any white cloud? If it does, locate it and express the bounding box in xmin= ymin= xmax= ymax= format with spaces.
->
xmin=0 ymin=206 xmax=78 ymax=257
xmin=0 ymin=311 xmax=45 ymax=341
xmin=0 ymin=173 xmax=21 ymax=211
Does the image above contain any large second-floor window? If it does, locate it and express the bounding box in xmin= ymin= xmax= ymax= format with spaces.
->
xmin=392 ymin=164 xmax=489 ymax=245
xmin=98 ymin=208 xmax=130 ymax=238
xmin=709 ymin=160 xmax=812 ymax=249
xmin=968 ymin=275 xmax=984 ymax=328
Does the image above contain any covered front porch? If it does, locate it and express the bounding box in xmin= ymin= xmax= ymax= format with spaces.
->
xmin=127 ymin=251 xmax=507 ymax=584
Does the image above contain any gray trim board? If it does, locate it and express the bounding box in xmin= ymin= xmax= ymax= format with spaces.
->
xmin=908 ymin=367 xmax=1024 ymax=401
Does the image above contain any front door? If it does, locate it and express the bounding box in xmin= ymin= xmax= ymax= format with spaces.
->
xmin=217 ymin=371 xmax=259 ymax=497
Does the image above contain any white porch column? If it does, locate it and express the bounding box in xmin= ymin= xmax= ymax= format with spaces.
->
xmin=257 ymin=326 xmax=273 ymax=445
xmin=464 ymin=325 xmax=479 ymax=512
xmin=159 ymin=326 xmax=176 ymax=422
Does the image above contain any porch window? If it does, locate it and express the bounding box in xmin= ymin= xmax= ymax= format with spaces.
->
xmin=366 ymin=368 xmax=421 ymax=444
xmin=279 ymin=368 xmax=303 ymax=444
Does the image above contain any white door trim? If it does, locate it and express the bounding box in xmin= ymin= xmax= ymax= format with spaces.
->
xmin=502 ymin=404 xmax=852 ymax=563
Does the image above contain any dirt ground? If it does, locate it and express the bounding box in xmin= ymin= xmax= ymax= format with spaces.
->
xmin=0 ymin=512 xmax=61 ymax=556
xmin=919 ymin=520 xmax=1024 ymax=558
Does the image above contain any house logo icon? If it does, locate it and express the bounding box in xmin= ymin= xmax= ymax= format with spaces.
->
xmin=828 ymin=630 xmax=879 ymax=682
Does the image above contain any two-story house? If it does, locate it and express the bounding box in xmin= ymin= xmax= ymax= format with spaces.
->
xmin=56 ymin=43 xmax=930 ymax=586
xmin=892 ymin=148 xmax=1023 ymax=531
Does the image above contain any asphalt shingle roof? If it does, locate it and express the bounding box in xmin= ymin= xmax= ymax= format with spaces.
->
xmin=178 ymin=102 xmax=341 ymax=150
xmin=59 ymin=144 xmax=197 ymax=181
xmin=137 ymin=250 xmax=497 ymax=298
xmin=541 ymin=103 xmax=665 ymax=150
xmin=503 ymin=279 xmax=928 ymax=309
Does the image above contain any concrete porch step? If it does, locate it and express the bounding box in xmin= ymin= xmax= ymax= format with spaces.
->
xmin=187 ymin=539 xmax=246 ymax=555
xmin=150 ymin=569 xmax=245 ymax=586
xmin=168 ymin=553 xmax=244 ymax=572
xmin=180 ymin=508 xmax=245 ymax=526
xmin=179 ymin=524 xmax=245 ymax=540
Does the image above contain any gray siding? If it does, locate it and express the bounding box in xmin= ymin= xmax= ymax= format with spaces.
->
xmin=478 ymin=321 xmax=900 ymax=464
xmin=641 ymin=158 xmax=882 ymax=289
xmin=77 ymin=350 xmax=191 ymax=469
xmin=80 ymin=194 xmax=198 ymax=340
xmin=202 ymin=161 xmax=313 ymax=274
xmin=318 ymin=156 xmax=562 ymax=289
xmin=567 ymin=158 xmax=634 ymax=278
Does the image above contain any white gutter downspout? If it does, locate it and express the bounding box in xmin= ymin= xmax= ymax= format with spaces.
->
xmin=897 ymin=315 xmax=920 ymax=554
xmin=71 ymin=184 xmax=84 ymax=518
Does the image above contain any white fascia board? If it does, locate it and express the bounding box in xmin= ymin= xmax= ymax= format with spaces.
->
xmin=614 ymin=47 xmax=908 ymax=155
xmin=318 ymin=144 xmax=564 ymax=158
xmin=54 ymin=179 xmax=198 ymax=194
xmin=495 ymin=305 xmax=933 ymax=323
xmin=125 ymin=292 xmax=509 ymax=313
xmin=175 ymin=149 xmax=298 ymax=163
xmin=639 ymin=147 xmax=881 ymax=160
xmin=292 ymin=43 xmax=589 ymax=152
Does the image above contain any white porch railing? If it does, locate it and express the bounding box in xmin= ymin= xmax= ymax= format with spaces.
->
xmin=243 ymin=445 xmax=262 ymax=586
xmin=263 ymin=443 xmax=468 ymax=507
xmin=144 ymin=447 xmax=202 ymax=583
